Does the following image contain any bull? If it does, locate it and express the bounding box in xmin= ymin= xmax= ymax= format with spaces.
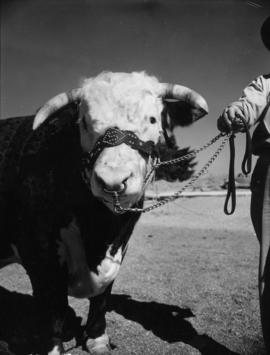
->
xmin=0 ymin=71 xmax=208 ymax=354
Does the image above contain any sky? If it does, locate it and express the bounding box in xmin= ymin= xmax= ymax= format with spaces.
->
xmin=1 ymin=0 xmax=270 ymax=175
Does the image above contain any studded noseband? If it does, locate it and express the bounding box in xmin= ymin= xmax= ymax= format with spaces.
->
xmin=81 ymin=127 xmax=157 ymax=170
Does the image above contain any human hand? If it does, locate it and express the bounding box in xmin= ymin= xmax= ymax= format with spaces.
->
xmin=217 ymin=106 xmax=247 ymax=133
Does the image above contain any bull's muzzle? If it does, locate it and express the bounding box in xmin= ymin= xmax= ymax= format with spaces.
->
xmin=94 ymin=169 xmax=130 ymax=194
xmin=81 ymin=127 xmax=158 ymax=211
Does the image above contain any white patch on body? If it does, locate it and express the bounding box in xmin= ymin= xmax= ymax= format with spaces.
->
xmin=48 ymin=345 xmax=71 ymax=355
xmin=86 ymin=333 xmax=111 ymax=354
xmin=59 ymin=219 xmax=123 ymax=299
xmin=48 ymin=345 xmax=62 ymax=355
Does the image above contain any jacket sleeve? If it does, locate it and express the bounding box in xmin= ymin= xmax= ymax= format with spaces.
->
xmin=228 ymin=75 xmax=270 ymax=126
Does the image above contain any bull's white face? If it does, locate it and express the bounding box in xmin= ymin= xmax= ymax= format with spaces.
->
xmin=79 ymin=72 xmax=164 ymax=212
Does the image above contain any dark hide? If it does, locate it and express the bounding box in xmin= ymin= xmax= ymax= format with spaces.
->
xmin=0 ymin=104 xmax=142 ymax=353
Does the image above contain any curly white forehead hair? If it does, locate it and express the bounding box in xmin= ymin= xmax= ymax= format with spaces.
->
xmin=79 ymin=71 xmax=164 ymax=133
xmin=79 ymin=71 xmax=161 ymax=113
xmin=80 ymin=71 xmax=160 ymax=97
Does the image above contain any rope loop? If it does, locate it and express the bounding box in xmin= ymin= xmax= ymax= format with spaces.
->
xmin=224 ymin=134 xmax=236 ymax=215
xmin=241 ymin=118 xmax=252 ymax=175
xmin=224 ymin=116 xmax=252 ymax=215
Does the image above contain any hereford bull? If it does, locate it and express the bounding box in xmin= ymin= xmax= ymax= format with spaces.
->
xmin=0 ymin=71 xmax=208 ymax=354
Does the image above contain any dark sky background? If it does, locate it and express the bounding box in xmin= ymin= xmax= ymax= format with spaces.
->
xmin=1 ymin=0 xmax=270 ymax=175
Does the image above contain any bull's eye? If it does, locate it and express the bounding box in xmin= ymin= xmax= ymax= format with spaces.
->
xmin=150 ymin=116 xmax=157 ymax=124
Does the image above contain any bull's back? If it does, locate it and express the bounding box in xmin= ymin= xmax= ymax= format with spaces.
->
xmin=0 ymin=116 xmax=34 ymax=188
xmin=0 ymin=116 xmax=34 ymax=252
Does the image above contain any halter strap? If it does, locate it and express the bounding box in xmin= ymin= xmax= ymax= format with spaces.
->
xmin=82 ymin=127 xmax=157 ymax=169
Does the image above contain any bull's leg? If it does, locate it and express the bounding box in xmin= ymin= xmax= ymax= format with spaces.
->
xmin=18 ymin=246 xmax=69 ymax=355
xmin=84 ymin=284 xmax=113 ymax=355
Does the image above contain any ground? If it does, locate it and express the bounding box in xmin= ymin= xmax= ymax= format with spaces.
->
xmin=0 ymin=193 xmax=265 ymax=355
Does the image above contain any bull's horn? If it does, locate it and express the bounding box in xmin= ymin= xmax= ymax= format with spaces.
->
xmin=159 ymin=83 xmax=209 ymax=120
xmin=32 ymin=88 xmax=82 ymax=130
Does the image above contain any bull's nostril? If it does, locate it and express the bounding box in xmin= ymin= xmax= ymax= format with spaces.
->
xmin=104 ymin=182 xmax=126 ymax=194
xmin=120 ymin=179 xmax=128 ymax=192
xmin=95 ymin=173 xmax=106 ymax=190
xmin=122 ymin=177 xmax=128 ymax=187
xmin=95 ymin=171 xmax=131 ymax=194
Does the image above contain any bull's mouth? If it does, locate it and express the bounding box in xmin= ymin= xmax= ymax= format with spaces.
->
xmin=99 ymin=192 xmax=140 ymax=212
xmin=88 ymin=164 xmax=146 ymax=212
xmin=82 ymin=167 xmax=141 ymax=212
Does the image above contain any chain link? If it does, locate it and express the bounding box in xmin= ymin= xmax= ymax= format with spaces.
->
xmin=143 ymin=132 xmax=225 ymax=184
xmin=112 ymin=132 xmax=231 ymax=214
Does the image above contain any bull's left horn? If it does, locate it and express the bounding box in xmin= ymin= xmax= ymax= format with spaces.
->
xmin=159 ymin=83 xmax=209 ymax=121
xmin=33 ymin=88 xmax=82 ymax=130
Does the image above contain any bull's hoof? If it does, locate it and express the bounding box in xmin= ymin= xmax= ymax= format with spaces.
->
xmin=0 ymin=341 xmax=15 ymax=355
xmin=45 ymin=337 xmax=70 ymax=355
xmin=85 ymin=334 xmax=111 ymax=355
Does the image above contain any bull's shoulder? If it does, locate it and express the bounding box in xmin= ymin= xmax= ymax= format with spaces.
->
xmin=19 ymin=103 xmax=81 ymax=170
xmin=15 ymin=104 xmax=83 ymax=215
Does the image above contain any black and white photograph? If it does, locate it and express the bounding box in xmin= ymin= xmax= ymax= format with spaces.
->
xmin=1 ymin=1 xmax=270 ymax=354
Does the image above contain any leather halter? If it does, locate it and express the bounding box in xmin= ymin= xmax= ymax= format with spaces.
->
xmin=81 ymin=127 xmax=158 ymax=170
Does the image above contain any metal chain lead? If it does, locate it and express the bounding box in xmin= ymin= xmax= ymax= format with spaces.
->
xmin=143 ymin=132 xmax=225 ymax=184
xmin=113 ymin=133 xmax=231 ymax=214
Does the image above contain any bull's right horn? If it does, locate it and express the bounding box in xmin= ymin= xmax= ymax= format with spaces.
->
xmin=159 ymin=83 xmax=209 ymax=121
xmin=33 ymin=88 xmax=82 ymax=130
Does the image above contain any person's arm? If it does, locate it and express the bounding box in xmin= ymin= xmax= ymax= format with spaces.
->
xmin=217 ymin=75 xmax=270 ymax=132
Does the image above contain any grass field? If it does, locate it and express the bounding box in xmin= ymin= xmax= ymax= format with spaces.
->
xmin=0 ymin=195 xmax=265 ymax=355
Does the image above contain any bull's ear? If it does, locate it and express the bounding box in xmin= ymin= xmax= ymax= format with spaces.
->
xmin=163 ymin=98 xmax=208 ymax=129
xmin=161 ymin=106 xmax=177 ymax=148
